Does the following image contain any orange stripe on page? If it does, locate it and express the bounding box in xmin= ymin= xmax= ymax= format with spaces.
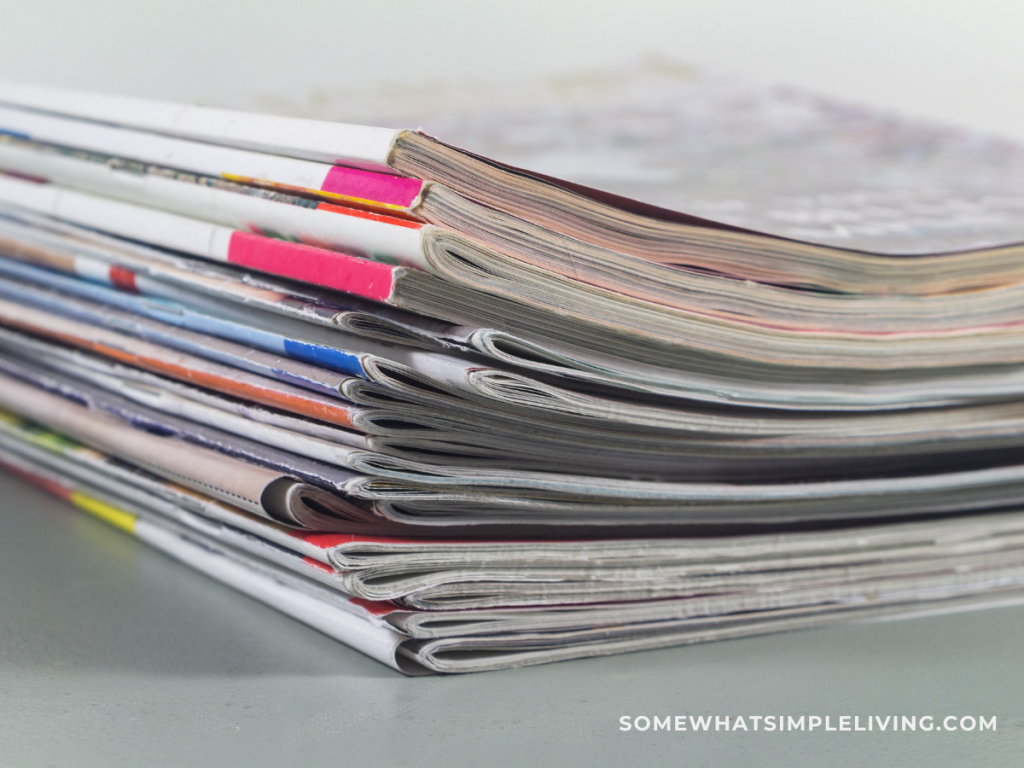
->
xmin=220 ymin=174 xmax=424 ymax=222
xmin=0 ymin=315 xmax=357 ymax=429
xmin=91 ymin=344 xmax=358 ymax=429
xmin=313 ymin=192 xmax=424 ymax=222
xmin=316 ymin=202 xmax=424 ymax=230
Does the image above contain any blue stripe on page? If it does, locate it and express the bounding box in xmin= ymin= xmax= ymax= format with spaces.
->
xmin=0 ymin=257 xmax=369 ymax=378
xmin=282 ymin=339 xmax=364 ymax=378
xmin=0 ymin=276 xmax=354 ymax=399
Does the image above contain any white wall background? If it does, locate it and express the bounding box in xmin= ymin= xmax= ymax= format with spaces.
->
xmin=0 ymin=0 xmax=1022 ymax=141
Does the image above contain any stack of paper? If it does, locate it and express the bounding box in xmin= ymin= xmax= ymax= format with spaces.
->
xmin=3 ymin=70 xmax=1024 ymax=673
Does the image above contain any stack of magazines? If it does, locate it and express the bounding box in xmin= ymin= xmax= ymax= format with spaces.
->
xmin=3 ymin=69 xmax=1024 ymax=674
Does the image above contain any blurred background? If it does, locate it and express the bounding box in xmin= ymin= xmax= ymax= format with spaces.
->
xmin=0 ymin=0 xmax=1021 ymax=140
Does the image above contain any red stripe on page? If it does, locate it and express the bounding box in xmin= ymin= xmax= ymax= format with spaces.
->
xmin=289 ymin=532 xmax=360 ymax=547
xmin=226 ymin=232 xmax=396 ymax=303
xmin=0 ymin=459 xmax=75 ymax=501
xmin=108 ymin=266 xmax=138 ymax=293
xmin=301 ymin=556 xmax=335 ymax=573
xmin=320 ymin=166 xmax=423 ymax=209
xmin=287 ymin=532 xmax=520 ymax=546
xmin=316 ymin=202 xmax=423 ymax=230
xmin=347 ymin=597 xmax=400 ymax=616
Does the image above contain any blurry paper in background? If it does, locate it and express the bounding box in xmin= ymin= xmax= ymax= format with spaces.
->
xmin=287 ymin=61 xmax=1024 ymax=255
xmin=0 ymin=0 xmax=1023 ymax=142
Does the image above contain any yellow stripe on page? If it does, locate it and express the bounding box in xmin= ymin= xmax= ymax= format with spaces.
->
xmin=71 ymin=491 xmax=137 ymax=534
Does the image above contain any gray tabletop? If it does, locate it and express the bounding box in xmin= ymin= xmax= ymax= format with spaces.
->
xmin=1 ymin=470 xmax=1022 ymax=767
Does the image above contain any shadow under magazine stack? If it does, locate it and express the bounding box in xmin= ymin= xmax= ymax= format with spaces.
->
xmin=2 ymin=70 xmax=1024 ymax=672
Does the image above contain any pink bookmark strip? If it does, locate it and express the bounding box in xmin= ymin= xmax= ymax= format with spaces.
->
xmin=320 ymin=166 xmax=423 ymax=209
xmin=226 ymin=232 xmax=396 ymax=303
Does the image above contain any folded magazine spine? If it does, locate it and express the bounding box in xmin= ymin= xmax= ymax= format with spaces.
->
xmin=0 ymin=371 xmax=372 ymax=530
xmin=0 ymin=212 xmax=460 ymax=352
xmin=0 ymin=258 xmax=372 ymax=376
xmin=0 ymin=139 xmax=431 ymax=266
xmin=141 ymin=520 xmax=425 ymax=673
xmin=0 ymin=174 xmax=406 ymax=301
xmin=0 ymin=81 xmax=405 ymax=170
xmin=0 ymin=105 xmax=426 ymax=212
xmin=0 ymin=272 xmax=375 ymax=389
xmin=0 ymin=411 xmax=353 ymax=563
xmin=0 ymin=450 xmax=426 ymax=675
xmin=0 ymin=297 xmax=364 ymax=428
xmin=9 ymin=409 xmax=1024 ymax=673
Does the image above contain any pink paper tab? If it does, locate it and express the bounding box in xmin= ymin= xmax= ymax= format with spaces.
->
xmin=320 ymin=166 xmax=423 ymax=209
xmin=226 ymin=232 xmax=396 ymax=303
